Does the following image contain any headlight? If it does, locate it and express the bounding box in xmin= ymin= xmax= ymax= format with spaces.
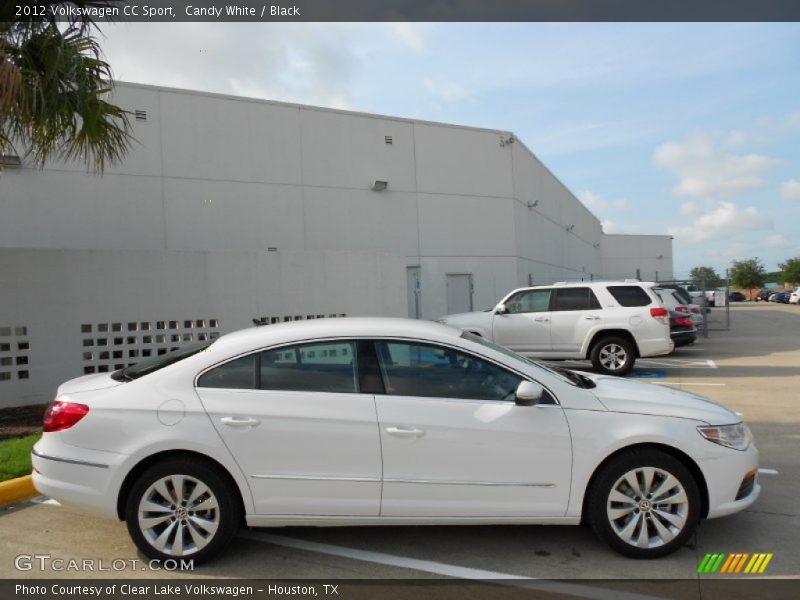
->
xmin=697 ymin=423 xmax=752 ymax=451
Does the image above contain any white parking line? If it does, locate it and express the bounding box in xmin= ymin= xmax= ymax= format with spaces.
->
xmin=706 ymin=360 xmax=717 ymax=369
xmin=239 ymin=531 xmax=668 ymax=600
xmin=758 ymin=468 xmax=780 ymax=476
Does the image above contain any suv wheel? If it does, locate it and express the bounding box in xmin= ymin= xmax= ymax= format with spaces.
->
xmin=587 ymin=449 xmax=700 ymax=558
xmin=590 ymin=336 xmax=635 ymax=376
xmin=125 ymin=458 xmax=240 ymax=563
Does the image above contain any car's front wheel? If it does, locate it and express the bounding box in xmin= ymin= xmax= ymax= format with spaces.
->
xmin=590 ymin=336 xmax=635 ymax=376
xmin=125 ymin=458 xmax=240 ymax=563
xmin=587 ymin=449 xmax=700 ymax=558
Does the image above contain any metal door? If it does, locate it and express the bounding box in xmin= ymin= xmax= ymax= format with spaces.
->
xmin=407 ymin=267 xmax=421 ymax=319
xmin=446 ymin=273 xmax=473 ymax=314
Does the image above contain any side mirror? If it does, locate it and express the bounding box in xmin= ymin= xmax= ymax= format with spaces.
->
xmin=515 ymin=381 xmax=544 ymax=406
xmin=495 ymin=303 xmax=509 ymax=315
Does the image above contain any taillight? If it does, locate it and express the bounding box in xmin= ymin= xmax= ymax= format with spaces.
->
xmin=676 ymin=306 xmax=689 ymax=313
xmin=650 ymin=307 xmax=669 ymax=318
xmin=676 ymin=317 xmax=693 ymax=328
xmin=690 ymin=307 xmax=701 ymax=314
xmin=43 ymin=401 xmax=90 ymax=432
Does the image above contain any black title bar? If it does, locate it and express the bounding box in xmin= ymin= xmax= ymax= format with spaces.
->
xmin=7 ymin=0 xmax=800 ymax=22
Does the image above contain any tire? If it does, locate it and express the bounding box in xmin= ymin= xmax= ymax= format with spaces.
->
xmin=125 ymin=457 xmax=241 ymax=564
xmin=587 ymin=449 xmax=700 ymax=558
xmin=590 ymin=336 xmax=636 ymax=376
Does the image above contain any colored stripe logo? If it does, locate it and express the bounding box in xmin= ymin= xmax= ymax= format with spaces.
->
xmin=697 ymin=553 xmax=773 ymax=574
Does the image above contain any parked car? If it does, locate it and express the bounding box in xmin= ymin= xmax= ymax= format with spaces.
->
xmin=728 ymin=292 xmax=747 ymax=302
xmin=754 ymin=290 xmax=773 ymax=302
xmin=652 ymin=287 xmax=704 ymax=328
xmin=669 ymin=310 xmax=697 ymax=347
xmin=789 ymin=288 xmax=800 ymax=304
xmin=772 ymin=291 xmax=791 ymax=303
xmin=32 ymin=317 xmax=759 ymax=563
xmin=439 ymin=281 xmax=673 ymax=376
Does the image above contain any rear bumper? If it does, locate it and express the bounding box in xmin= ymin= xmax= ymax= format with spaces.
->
xmin=31 ymin=441 xmax=126 ymax=519
xmin=671 ymin=329 xmax=697 ymax=346
xmin=637 ymin=337 xmax=674 ymax=358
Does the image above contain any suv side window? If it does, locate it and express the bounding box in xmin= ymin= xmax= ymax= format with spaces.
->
xmin=260 ymin=341 xmax=357 ymax=393
xmin=375 ymin=341 xmax=522 ymax=402
xmin=607 ymin=285 xmax=652 ymax=307
xmin=552 ymin=287 xmax=601 ymax=311
xmin=505 ymin=289 xmax=552 ymax=314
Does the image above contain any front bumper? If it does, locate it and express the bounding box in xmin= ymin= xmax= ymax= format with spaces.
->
xmin=701 ymin=442 xmax=761 ymax=519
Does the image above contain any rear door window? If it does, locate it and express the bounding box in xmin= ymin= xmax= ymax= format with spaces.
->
xmin=260 ymin=341 xmax=357 ymax=393
xmin=607 ymin=285 xmax=652 ymax=307
xmin=552 ymin=287 xmax=601 ymax=311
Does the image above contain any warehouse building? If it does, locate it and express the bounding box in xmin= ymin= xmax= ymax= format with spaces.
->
xmin=0 ymin=82 xmax=672 ymax=407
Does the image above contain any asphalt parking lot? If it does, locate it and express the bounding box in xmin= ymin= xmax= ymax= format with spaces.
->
xmin=1 ymin=303 xmax=798 ymax=587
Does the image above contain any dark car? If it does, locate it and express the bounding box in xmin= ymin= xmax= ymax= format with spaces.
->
xmin=729 ymin=291 xmax=747 ymax=302
xmin=755 ymin=289 xmax=773 ymax=302
xmin=669 ymin=310 xmax=697 ymax=347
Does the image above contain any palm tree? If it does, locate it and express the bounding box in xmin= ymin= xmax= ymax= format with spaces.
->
xmin=1 ymin=1 xmax=132 ymax=173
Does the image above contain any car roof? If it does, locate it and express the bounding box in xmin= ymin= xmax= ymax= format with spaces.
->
xmin=211 ymin=317 xmax=463 ymax=354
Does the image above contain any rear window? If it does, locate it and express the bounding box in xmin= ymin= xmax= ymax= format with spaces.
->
xmin=114 ymin=341 xmax=212 ymax=381
xmin=607 ymin=285 xmax=652 ymax=307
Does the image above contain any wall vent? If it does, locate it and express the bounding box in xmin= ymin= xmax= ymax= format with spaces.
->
xmin=134 ymin=110 xmax=147 ymax=121
xmin=384 ymin=135 xmax=393 ymax=145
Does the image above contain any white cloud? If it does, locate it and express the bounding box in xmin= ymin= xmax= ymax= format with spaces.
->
xmin=601 ymin=219 xmax=621 ymax=234
xmin=423 ymin=78 xmax=473 ymax=103
xmin=578 ymin=191 xmax=628 ymax=213
xmin=101 ymin=22 xmax=364 ymax=111
xmin=764 ymin=233 xmax=790 ymax=248
xmin=389 ymin=23 xmax=428 ymax=52
xmin=667 ymin=201 xmax=772 ymax=244
xmin=653 ymin=131 xmax=778 ymax=198
xmin=780 ymin=179 xmax=800 ymax=201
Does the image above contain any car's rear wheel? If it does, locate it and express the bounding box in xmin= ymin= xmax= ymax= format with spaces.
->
xmin=590 ymin=336 xmax=635 ymax=376
xmin=587 ymin=449 xmax=700 ymax=558
xmin=125 ymin=458 xmax=240 ymax=563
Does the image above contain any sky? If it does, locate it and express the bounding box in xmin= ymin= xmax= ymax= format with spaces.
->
xmin=99 ymin=22 xmax=800 ymax=278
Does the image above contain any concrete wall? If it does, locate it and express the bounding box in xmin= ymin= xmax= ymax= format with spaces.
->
xmin=0 ymin=249 xmax=406 ymax=407
xmin=601 ymin=234 xmax=674 ymax=281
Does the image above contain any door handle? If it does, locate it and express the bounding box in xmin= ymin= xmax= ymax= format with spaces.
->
xmin=533 ymin=317 xmax=549 ymax=322
xmin=583 ymin=315 xmax=601 ymax=320
xmin=385 ymin=426 xmax=425 ymax=438
xmin=220 ymin=417 xmax=261 ymax=428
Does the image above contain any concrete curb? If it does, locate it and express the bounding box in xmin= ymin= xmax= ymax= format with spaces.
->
xmin=0 ymin=474 xmax=36 ymax=506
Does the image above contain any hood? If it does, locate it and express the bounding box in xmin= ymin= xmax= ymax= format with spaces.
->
xmin=57 ymin=373 xmax=124 ymax=396
xmin=585 ymin=374 xmax=738 ymax=425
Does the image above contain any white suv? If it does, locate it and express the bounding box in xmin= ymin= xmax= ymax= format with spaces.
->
xmin=439 ymin=281 xmax=673 ymax=376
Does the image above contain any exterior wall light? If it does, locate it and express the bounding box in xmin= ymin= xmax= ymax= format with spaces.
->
xmin=371 ymin=180 xmax=388 ymax=191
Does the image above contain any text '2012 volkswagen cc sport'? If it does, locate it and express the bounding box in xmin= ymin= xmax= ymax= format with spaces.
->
xmin=32 ymin=318 xmax=759 ymax=563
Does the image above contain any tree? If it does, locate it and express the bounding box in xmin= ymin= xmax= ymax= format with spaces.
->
xmin=1 ymin=1 xmax=132 ymax=173
xmin=730 ymin=258 xmax=766 ymax=299
xmin=779 ymin=256 xmax=800 ymax=285
xmin=689 ymin=266 xmax=721 ymax=288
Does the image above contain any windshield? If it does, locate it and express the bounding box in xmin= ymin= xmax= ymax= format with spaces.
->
xmin=112 ymin=341 xmax=212 ymax=381
xmin=460 ymin=331 xmax=587 ymax=387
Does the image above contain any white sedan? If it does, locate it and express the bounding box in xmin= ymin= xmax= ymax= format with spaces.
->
xmin=32 ymin=318 xmax=759 ymax=562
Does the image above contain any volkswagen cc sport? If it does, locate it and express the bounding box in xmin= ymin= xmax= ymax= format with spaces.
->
xmin=32 ymin=318 xmax=759 ymax=563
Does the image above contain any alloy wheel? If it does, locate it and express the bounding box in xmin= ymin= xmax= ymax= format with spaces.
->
xmin=606 ymin=466 xmax=689 ymax=549
xmin=599 ymin=343 xmax=627 ymax=371
xmin=137 ymin=474 xmax=220 ymax=557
